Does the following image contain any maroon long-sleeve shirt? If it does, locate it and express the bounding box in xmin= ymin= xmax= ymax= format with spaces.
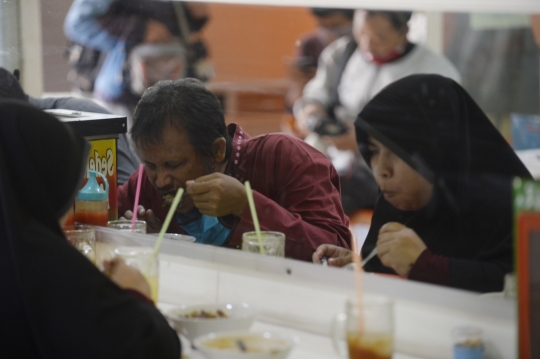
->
xmin=118 ymin=124 xmax=351 ymax=261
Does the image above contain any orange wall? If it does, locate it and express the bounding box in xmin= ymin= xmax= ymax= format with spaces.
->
xmin=203 ymin=4 xmax=317 ymax=81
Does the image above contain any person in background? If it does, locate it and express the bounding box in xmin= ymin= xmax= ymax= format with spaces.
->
xmin=0 ymin=67 xmax=139 ymax=185
xmin=293 ymin=9 xmax=461 ymax=216
xmin=64 ymin=0 xmax=211 ymax=135
xmin=285 ymin=8 xmax=355 ymax=112
xmin=313 ymin=75 xmax=532 ymax=293
xmin=0 ymin=100 xmax=180 ymax=358
xmin=295 ymin=10 xmax=461 ymax=138
xmin=118 ymin=78 xmax=351 ymax=262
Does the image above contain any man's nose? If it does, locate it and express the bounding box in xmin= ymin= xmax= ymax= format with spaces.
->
xmin=155 ymin=168 xmax=172 ymax=189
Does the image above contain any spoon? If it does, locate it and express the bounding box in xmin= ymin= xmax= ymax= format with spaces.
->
xmin=361 ymin=248 xmax=378 ymax=267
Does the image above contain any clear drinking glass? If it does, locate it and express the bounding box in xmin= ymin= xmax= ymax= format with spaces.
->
xmin=114 ymin=246 xmax=159 ymax=303
xmin=63 ymin=224 xmax=96 ymax=264
xmin=331 ymin=296 xmax=394 ymax=359
xmin=241 ymin=231 xmax=285 ymax=257
xmin=107 ymin=220 xmax=147 ymax=234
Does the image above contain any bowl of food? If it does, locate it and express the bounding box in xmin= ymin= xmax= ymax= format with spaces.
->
xmin=166 ymin=303 xmax=257 ymax=341
xmin=150 ymin=233 xmax=196 ymax=243
xmin=193 ymin=331 xmax=295 ymax=359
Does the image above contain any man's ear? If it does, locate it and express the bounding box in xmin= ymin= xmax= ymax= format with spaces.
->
xmin=212 ymin=137 xmax=227 ymax=163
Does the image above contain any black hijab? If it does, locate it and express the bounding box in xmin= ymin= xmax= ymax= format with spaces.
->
xmin=0 ymin=100 xmax=179 ymax=358
xmin=355 ymin=75 xmax=531 ymax=292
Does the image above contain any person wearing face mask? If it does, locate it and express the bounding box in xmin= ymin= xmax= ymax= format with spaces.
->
xmin=313 ymin=75 xmax=532 ymax=293
xmin=293 ymin=10 xmax=461 ymax=215
xmin=118 ymin=79 xmax=351 ymax=262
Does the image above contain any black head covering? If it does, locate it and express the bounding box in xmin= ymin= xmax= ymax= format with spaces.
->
xmin=355 ymin=75 xmax=531 ymax=292
xmin=0 ymin=101 xmax=179 ymax=357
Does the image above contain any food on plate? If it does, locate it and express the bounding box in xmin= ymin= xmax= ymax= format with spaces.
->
xmin=182 ymin=309 xmax=228 ymax=319
xmin=201 ymin=334 xmax=288 ymax=353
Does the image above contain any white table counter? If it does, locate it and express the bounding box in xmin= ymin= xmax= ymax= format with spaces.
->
xmin=97 ymin=227 xmax=516 ymax=359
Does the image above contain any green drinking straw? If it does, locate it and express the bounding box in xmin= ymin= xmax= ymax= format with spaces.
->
xmin=244 ymin=181 xmax=265 ymax=255
xmin=145 ymin=188 xmax=184 ymax=278
xmin=152 ymin=188 xmax=184 ymax=257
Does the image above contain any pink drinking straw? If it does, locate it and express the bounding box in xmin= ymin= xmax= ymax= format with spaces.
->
xmin=350 ymin=236 xmax=365 ymax=334
xmin=131 ymin=164 xmax=144 ymax=231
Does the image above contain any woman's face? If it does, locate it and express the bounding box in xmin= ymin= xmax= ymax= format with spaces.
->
xmin=368 ymin=136 xmax=434 ymax=211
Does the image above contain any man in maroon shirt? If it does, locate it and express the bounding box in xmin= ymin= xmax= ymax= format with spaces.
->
xmin=119 ymin=78 xmax=350 ymax=261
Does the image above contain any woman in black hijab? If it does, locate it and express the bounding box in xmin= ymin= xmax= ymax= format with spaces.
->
xmin=313 ymin=75 xmax=531 ymax=293
xmin=0 ymin=100 xmax=180 ymax=357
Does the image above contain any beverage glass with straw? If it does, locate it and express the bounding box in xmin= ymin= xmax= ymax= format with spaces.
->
xmin=151 ymin=187 xmax=184 ymax=258
xmin=241 ymin=181 xmax=267 ymax=256
xmin=331 ymin=237 xmax=394 ymax=359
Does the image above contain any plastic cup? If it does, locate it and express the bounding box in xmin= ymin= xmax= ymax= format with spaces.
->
xmin=114 ymin=246 xmax=159 ymax=303
xmin=452 ymin=326 xmax=484 ymax=359
xmin=241 ymin=231 xmax=285 ymax=257
xmin=107 ymin=220 xmax=147 ymax=234
xmin=63 ymin=224 xmax=96 ymax=264
xmin=331 ymin=296 xmax=394 ymax=359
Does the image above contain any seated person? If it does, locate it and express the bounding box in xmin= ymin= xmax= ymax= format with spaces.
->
xmin=0 ymin=67 xmax=140 ymax=185
xmin=295 ymin=9 xmax=461 ymax=140
xmin=0 ymin=100 xmax=180 ymax=357
xmin=285 ymin=8 xmax=354 ymax=112
xmin=118 ymin=79 xmax=351 ymax=261
xmin=313 ymin=75 xmax=532 ymax=293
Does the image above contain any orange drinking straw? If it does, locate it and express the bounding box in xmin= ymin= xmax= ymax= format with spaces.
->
xmin=131 ymin=164 xmax=144 ymax=231
xmin=351 ymin=236 xmax=364 ymax=334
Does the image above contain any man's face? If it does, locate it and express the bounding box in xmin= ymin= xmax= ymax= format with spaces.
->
xmin=138 ymin=123 xmax=212 ymax=213
xmin=354 ymin=13 xmax=408 ymax=59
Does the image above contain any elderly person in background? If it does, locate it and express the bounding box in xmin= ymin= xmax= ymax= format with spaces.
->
xmin=119 ymin=78 xmax=351 ymax=261
xmin=313 ymin=75 xmax=531 ymax=293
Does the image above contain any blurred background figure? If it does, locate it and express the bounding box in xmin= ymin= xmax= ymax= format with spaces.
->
xmin=0 ymin=67 xmax=139 ymax=186
xmin=64 ymin=0 xmax=212 ymax=136
xmin=284 ymin=8 xmax=355 ymax=114
xmin=292 ymin=9 xmax=461 ymax=216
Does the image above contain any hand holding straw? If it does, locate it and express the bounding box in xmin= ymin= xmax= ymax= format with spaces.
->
xmin=244 ymin=181 xmax=265 ymax=255
xmin=350 ymin=236 xmax=364 ymax=334
xmin=131 ymin=164 xmax=144 ymax=231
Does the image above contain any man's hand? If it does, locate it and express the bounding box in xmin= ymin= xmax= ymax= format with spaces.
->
xmin=186 ymin=172 xmax=248 ymax=217
xmin=144 ymin=20 xmax=172 ymax=43
xmin=122 ymin=205 xmax=162 ymax=233
xmin=103 ymin=257 xmax=152 ymax=299
xmin=376 ymin=222 xmax=427 ymax=277
xmin=312 ymin=244 xmax=353 ymax=267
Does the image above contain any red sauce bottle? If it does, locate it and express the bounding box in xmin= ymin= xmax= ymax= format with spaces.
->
xmin=75 ymin=170 xmax=109 ymax=227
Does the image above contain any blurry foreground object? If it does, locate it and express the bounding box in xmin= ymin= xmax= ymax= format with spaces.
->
xmin=0 ymin=100 xmax=180 ymax=357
